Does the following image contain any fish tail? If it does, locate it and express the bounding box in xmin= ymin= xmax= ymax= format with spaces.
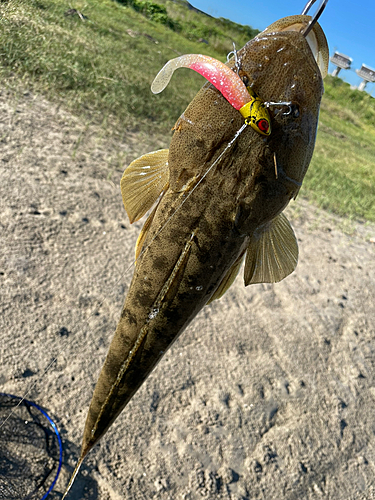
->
xmin=75 ymin=230 xmax=197 ymax=469
xmin=61 ymin=453 xmax=86 ymax=500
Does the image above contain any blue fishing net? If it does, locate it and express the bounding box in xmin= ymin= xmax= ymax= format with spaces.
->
xmin=0 ymin=393 xmax=62 ymax=500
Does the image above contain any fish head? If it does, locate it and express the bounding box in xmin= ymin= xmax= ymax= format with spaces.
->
xmin=237 ymin=15 xmax=329 ymax=189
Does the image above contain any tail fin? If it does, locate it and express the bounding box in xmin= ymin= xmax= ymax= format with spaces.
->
xmin=61 ymin=453 xmax=86 ymax=500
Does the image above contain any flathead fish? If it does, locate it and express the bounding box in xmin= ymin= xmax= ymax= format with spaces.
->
xmin=63 ymin=12 xmax=329 ymax=497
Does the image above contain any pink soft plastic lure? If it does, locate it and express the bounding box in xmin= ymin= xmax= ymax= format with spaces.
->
xmin=151 ymin=54 xmax=271 ymax=136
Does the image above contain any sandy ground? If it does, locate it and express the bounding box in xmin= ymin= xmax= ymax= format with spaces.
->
xmin=1 ymin=86 xmax=375 ymax=500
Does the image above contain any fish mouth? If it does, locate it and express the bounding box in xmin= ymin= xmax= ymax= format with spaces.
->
xmin=260 ymin=15 xmax=329 ymax=78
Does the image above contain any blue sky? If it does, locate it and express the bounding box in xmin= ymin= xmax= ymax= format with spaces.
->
xmin=191 ymin=0 xmax=375 ymax=96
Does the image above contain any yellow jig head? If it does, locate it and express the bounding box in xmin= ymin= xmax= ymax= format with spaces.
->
xmin=239 ymin=88 xmax=271 ymax=136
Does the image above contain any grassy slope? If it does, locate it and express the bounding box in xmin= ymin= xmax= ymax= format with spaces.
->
xmin=306 ymin=76 xmax=375 ymax=222
xmin=1 ymin=0 xmax=374 ymax=221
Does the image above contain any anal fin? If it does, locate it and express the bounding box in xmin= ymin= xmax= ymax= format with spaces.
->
xmin=207 ymin=253 xmax=245 ymax=304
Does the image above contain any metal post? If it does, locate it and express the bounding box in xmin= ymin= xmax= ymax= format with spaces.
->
xmin=358 ymin=80 xmax=367 ymax=92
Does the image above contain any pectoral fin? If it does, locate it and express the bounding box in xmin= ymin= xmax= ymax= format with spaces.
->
xmin=244 ymin=212 xmax=298 ymax=285
xmin=121 ymin=149 xmax=169 ymax=223
xmin=207 ymin=253 xmax=245 ymax=304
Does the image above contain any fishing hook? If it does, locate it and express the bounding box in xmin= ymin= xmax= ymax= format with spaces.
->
xmin=227 ymin=42 xmax=241 ymax=74
xmin=264 ymin=101 xmax=296 ymax=117
xmin=301 ymin=0 xmax=329 ymax=37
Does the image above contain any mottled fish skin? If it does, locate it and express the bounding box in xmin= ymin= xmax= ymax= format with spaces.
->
xmin=82 ymin=183 xmax=251 ymax=454
xmin=71 ymin=16 xmax=327 ymax=480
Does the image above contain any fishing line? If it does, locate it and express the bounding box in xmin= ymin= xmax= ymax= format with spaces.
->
xmin=1 ymin=0 xmax=249 ymax=428
xmin=2 ymin=0 xmax=303 ymax=432
xmin=61 ymin=121 xmax=248 ymax=500
xmin=133 ymin=123 xmax=248 ymax=261
xmin=3 ymin=0 xmax=324 ymax=453
xmin=0 ymin=121 xmax=248 ymax=432
xmin=1 ymin=0 xmax=327 ymax=497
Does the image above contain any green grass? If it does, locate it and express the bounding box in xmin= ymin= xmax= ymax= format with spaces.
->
xmin=0 ymin=0 xmax=256 ymax=133
xmin=1 ymin=0 xmax=374 ymax=222
xmin=0 ymin=0 xmax=220 ymax=133
xmin=161 ymin=0 xmax=259 ymax=53
xmin=304 ymin=76 xmax=375 ymax=221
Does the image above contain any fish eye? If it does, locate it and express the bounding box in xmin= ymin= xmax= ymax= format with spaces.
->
xmin=242 ymin=75 xmax=249 ymax=86
xmin=290 ymin=104 xmax=300 ymax=118
xmin=283 ymin=103 xmax=300 ymax=118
